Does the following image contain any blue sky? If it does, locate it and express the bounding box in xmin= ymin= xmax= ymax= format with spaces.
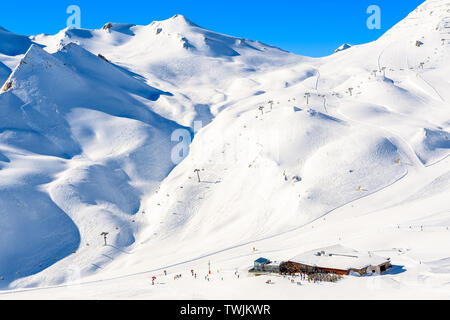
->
xmin=0 ymin=0 xmax=425 ymax=57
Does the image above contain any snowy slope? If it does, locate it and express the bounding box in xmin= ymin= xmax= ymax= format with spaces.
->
xmin=0 ymin=0 xmax=449 ymax=299
xmin=0 ymin=26 xmax=33 ymax=79
xmin=139 ymin=105 xmax=407 ymax=248
xmin=0 ymin=43 xmax=188 ymax=288
xmin=0 ymin=27 xmax=33 ymax=56
xmin=317 ymin=0 xmax=450 ymax=166
xmin=135 ymin=0 xmax=449 ymax=251
xmin=33 ymin=15 xmax=305 ymax=127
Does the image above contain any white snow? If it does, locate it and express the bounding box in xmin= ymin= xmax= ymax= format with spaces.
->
xmin=0 ymin=26 xmax=32 ymax=57
xmin=0 ymin=0 xmax=449 ymax=299
xmin=289 ymin=245 xmax=389 ymax=271
xmin=334 ymin=44 xmax=352 ymax=53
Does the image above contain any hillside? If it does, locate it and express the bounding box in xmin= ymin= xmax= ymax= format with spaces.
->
xmin=0 ymin=0 xmax=449 ymax=299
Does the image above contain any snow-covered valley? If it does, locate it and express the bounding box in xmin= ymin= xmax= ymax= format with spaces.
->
xmin=0 ymin=0 xmax=449 ymax=299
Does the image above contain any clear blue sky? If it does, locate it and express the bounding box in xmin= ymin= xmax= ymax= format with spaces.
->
xmin=0 ymin=0 xmax=425 ymax=57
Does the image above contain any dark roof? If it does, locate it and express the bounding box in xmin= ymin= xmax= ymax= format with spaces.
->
xmin=255 ymin=257 xmax=270 ymax=264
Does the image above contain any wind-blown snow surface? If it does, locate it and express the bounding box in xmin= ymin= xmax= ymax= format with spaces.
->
xmin=0 ymin=0 xmax=449 ymax=299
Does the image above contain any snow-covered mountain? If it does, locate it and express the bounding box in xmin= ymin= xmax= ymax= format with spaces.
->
xmin=31 ymin=14 xmax=304 ymax=128
xmin=0 ymin=27 xmax=30 ymax=84
xmin=0 ymin=0 xmax=449 ymax=299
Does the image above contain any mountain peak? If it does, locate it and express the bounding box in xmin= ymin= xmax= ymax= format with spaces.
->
xmin=149 ymin=14 xmax=199 ymax=29
xmin=4 ymin=43 xmax=78 ymax=100
xmin=21 ymin=44 xmax=52 ymax=63
xmin=101 ymin=22 xmax=137 ymax=35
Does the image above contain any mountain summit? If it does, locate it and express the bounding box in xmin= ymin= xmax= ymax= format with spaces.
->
xmin=0 ymin=1 xmax=449 ymax=299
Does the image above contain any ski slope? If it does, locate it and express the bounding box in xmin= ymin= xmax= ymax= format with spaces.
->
xmin=0 ymin=0 xmax=449 ymax=299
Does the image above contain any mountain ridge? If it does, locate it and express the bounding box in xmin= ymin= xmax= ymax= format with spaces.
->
xmin=0 ymin=0 xmax=449 ymax=299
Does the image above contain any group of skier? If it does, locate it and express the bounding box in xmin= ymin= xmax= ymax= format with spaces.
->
xmin=153 ymin=267 xmax=342 ymax=288
xmin=151 ymin=266 xmax=243 ymax=286
xmin=295 ymin=271 xmax=342 ymax=283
